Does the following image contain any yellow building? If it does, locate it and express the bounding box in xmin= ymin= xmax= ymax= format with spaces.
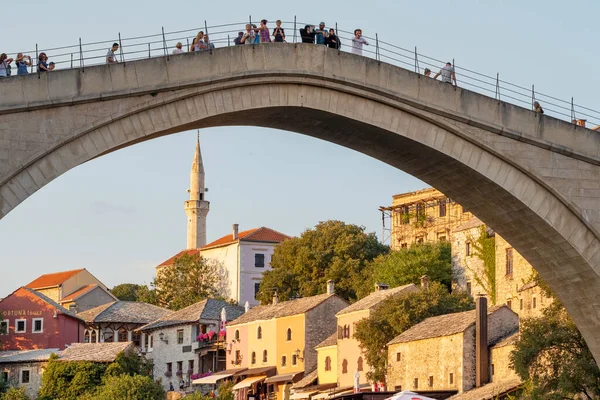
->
xmin=380 ymin=188 xmax=473 ymax=250
xmin=226 ymin=285 xmax=348 ymax=400
xmin=315 ymin=334 xmax=337 ymax=385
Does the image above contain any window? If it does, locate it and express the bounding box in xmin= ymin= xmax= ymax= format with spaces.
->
xmin=416 ymin=236 xmax=424 ymax=244
xmin=15 ymin=319 xmax=26 ymax=333
xmin=149 ymin=335 xmax=154 ymax=349
xmin=104 ymin=330 xmax=114 ymax=342
xmin=254 ymin=283 xmax=261 ymax=300
xmin=449 ymin=373 xmax=454 ymax=385
xmin=292 ymin=355 xmax=297 ymax=366
xmin=394 ymin=386 xmax=402 ymax=391
xmin=342 ymin=359 xmax=348 ymax=374
xmin=84 ymin=331 xmax=91 ymax=343
xmin=533 ymin=296 xmax=537 ymax=309
xmin=396 ymin=353 xmax=401 ymax=362
xmin=401 ymin=243 xmax=408 ymax=248
xmin=400 ymin=207 xmax=409 ymax=225
xmin=167 ymin=363 xmax=173 ymax=372
xmin=251 ymin=352 xmax=256 ymax=364
xmin=506 ymin=248 xmax=514 ymax=277
xmin=413 ymin=378 xmax=418 ymax=389
xmin=507 ymin=300 xmax=512 ymax=310
xmin=0 ymin=321 xmax=8 ymax=335
xmin=428 ymin=376 xmax=433 ymax=388
xmin=234 ymin=330 xmax=240 ymax=341
xmin=1 ymin=371 xmax=7 ymax=384
xmin=235 ymin=350 xmax=241 ymax=364
xmin=32 ymin=318 xmax=43 ymax=333
xmin=325 ymin=356 xmax=332 ymax=371
xmin=255 ymin=254 xmax=265 ymax=268
xmin=177 ymin=361 xmax=183 ymax=373
xmin=357 ymin=357 xmax=363 ymax=372
xmin=339 ymin=325 xmax=350 ymax=339
xmin=263 ymin=350 xmax=268 ymax=363
xmin=177 ymin=329 xmax=184 ymax=345
xmin=416 ymin=203 xmax=424 ymax=219
xmin=281 ymin=356 xmax=287 ymax=367
xmin=189 ymin=360 xmax=194 ymax=373
xmin=257 ymin=326 xmax=262 ymax=339
xmin=286 ymin=328 xmax=292 ymax=341
xmin=491 ymin=364 xmax=495 ymax=376
xmin=438 ymin=235 xmax=446 ymax=242
xmin=466 ymin=282 xmax=472 ymax=296
xmin=466 ymin=242 xmax=471 ymax=256
xmin=21 ymin=370 xmax=30 ymax=384
xmin=439 ymin=200 xmax=446 ymax=217
xmin=118 ymin=328 xmax=128 ymax=342
xmin=520 ymin=299 xmax=523 ymax=311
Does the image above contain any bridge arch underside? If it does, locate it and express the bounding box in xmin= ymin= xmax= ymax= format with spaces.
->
xmin=2 ymin=82 xmax=600 ymax=360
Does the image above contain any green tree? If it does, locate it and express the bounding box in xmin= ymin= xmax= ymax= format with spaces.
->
xmin=136 ymin=285 xmax=158 ymax=305
xmin=510 ymin=302 xmax=600 ymax=400
xmin=354 ymin=282 xmax=474 ymax=382
xmin=1 ymin=387 xmax=31 ymax=400
xmin=38 ymin=354 xmax=106 ymax=400
xmin=465 ymin=226 xmax=496 ymax=304
xmin=110 ymin=284 xmax=146 ymax=301
xmin=104 ymin=351 xmax=151 ymax=378
xmin=152 ymin=253 xmax=225 ymax=310
xmin=258 ymin=220 xmax=388 ymax=304
xmin=363 ymin=242 xmax=452 ymax=298
xmin=84 ymin=375 xmax=164 ymax=400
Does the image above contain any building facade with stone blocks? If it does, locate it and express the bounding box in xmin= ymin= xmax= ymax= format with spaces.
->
xmin=489 ymin=332 xmax=519 ymax=382
xmin=25 ymin=268 xmax=116 ymax=312
xmin=451 ymin=218 xmax=491 ymax=298
xmin=0 ymin=348 xmax=57 ymax=398
xmin=335 ymin=284 xmax=418 ymax=389
xmin=386 ymin=306 xmax=518 ymax=394
xmin=0 ymin=287 xmax=84 ymax=351
xmin=76 ymin=301 xmax=170 ymax=348
xmin=381 ymin=188 xmax=473 ymax=251
xmin=138 ymin=299 xmax=244 ymax=392
xmin=315 ymin=333 xmax=337 ymax=385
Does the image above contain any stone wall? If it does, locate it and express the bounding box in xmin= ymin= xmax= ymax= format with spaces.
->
xmin=0 ymin=361 xmax=46 ymax=399
xmin=490 ymin=343 xmax=518 ymax=382
xmin=452 ymin=224 xmax=487 ymax=298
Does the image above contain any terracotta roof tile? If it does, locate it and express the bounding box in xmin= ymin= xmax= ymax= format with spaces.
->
xmin=59 ymin=284 xmax=98 ymax=302
xmin=336 ymin=284 xmax=417 ymax=316
xmin=315 ymin=333 xmax=337 ymax=349
xmin=158 ymin=249 xmax=201 ymax=267
xmin=202 ymin=227 xmax=290 ymax=250
xmin=26 ymin=269 xmax=85 ymax=289
xmin=77 ymin=301 xmax=170 ymax=324
xmin=59 ymin=342 xmax=135 ymax=362
xmin=19 ymin=287 xmax=81 ymax=320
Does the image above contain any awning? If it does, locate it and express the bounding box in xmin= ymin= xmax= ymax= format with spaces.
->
xmin=264 ymin=372 xmax=303 ymax=384
xmin=289 ymin=391 xmax=319 ymax=399
xmin=232 ymin=375 xmax=266 ymax=391
xmin=311 ymin=393 xmax=332 ymax=399
xmin=192 ymin=372 xmax=235 ymax=385
xmin=234 ymin=366 xmax=276 ymax=377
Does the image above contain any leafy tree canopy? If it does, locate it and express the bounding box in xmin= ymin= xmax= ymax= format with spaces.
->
xmin=1 ymin=387 xmax=31 ymax=400
xmin=354 ymin=282 xmax=474 ymax=382
xmin=110 ymin=284 xmax=146 ymax=302
xmin=510 ymin=302 xmax=600 ymax=400
xmin=258 ymin=220 xmax=388 ymax=304
xmin=152 ymin=253 xmax=226 ymax=310
xmin=185 ymin=381 xmax=234 ymax=400
xmin=82 ymin=375 xmax=164 ymax=400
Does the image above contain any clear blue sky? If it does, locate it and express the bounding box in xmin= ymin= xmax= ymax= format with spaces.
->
xmin=0 ymin=1 xmax=598 ymax=297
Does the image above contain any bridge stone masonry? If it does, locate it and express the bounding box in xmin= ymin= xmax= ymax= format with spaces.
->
xmin=1 ymin=44 xmax=600 ymax=360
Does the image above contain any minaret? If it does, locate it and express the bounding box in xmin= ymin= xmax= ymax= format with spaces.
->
xmin=185 ymin=133 xmax=210 ymax=249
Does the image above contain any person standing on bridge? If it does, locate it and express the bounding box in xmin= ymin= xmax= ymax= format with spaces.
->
xmin=106 ymin=43 xmax=119 ymax=64
xmin=254 ymin=20 xmax=271 ymax=43
xmin=326 ymin=29 xmax=341 ymax=49
xmin=315 ymin=22 xmax=328 ymax=45
xmin=0 ymin=53 xmax=13 ymax=77
xmin=38 ymin=53 xmax=50 ymax=72
xmin=173 ymin=42 xmax=184 ymax=55
xmin=533 ymin=101 xmax=544 ymax=114
xmin=241 ymin=24 xmax=256 ymax=45
xmin=433 ymin=62 xmax=457 ymax=86
xmin=15 ymin=53 xmax=31 ymax=75
xmin=273 ymin=20 xmax=285 ymax=43
xmin=351 ymin=29 xmax=368 ymax=56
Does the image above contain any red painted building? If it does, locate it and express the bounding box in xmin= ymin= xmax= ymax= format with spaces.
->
xmin=0 ymin=287 xmax=84 ymax=351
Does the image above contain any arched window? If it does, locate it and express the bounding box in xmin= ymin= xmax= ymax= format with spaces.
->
xmin=90 ymin=330 xmax=97 ymax=343
xmin=263 ymin=350 xmax=268 ymax=363
xmin=118 ymin=328 xmax=128 ymax=342
xmin=357 ymin=357 xmax=363 ymax=372
xmin=325 ymin=356 xmax=332 ymax=371
xmin=257 ymin=326 xmax=262 ymax=339
xmin=251 ymin=352 xmax=256 ymax=364
xmin=342 ymin=359 xmax=348 ymax=374
xmin=286 ymin=328 xmax=292 ymax=341
xmin=84 ymin=331 xmax=91 ymax=343
xmin=234 ymin=330 xmax=240 ymax=341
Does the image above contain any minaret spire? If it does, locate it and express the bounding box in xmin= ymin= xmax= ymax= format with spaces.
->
xmin=185 ymin=131 xmax=210 ymax=249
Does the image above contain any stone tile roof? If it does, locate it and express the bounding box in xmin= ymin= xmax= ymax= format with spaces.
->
xmin=77 ymin=301 xmax=170 ymax=324
xmin=26 ymin=269 xmax=85 ymax=289
xmin=293 ymin=369 xmax=318 ymax=389
xmin=446 ymin=378 xmax=522 ymax=400
xmin=452 ymin=217 xmax=484 ymax=233
xmin=491 ymin=330 xmax=519 ymax=349
xmin=138 ymin=299 xmax=244 ymax=332
xmin=336 ymin=284 xmax=416 ymax=316
xmin=0 ymin=348 xmax=59 ymax=363
xmin=59 ymin=284 xmax=98 ymax=302
xmin=59 ymin=342 xmax=135 ymax=362
xmin=229 ymin=294 xmax=345 ymax=326
xmin=20 ymin=287 xmax=81 ymax=319
xmin=315 ymin=333 xmax=337 ymax=349
xmin=388 ymin=306 xmax=505 ymax=345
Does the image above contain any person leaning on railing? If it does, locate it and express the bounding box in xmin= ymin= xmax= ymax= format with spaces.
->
xmin=106 ymin=43 xmax=119 ymax=64
xmin=15 ymin=53 xmax=31 ymax=75
xmin=0 ymin=53 xmax=13 ymax=77
xmin=38 ymin=52 xmax=50 ymax=72
xmin=300 ymin=25 xmax=316 ymax=43
xmin=326 ymin=29 xmax=341 ymax=49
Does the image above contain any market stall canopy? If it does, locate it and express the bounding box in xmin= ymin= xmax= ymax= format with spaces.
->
xmin=232 ymin=375 xmax=267 ymax=391
xmin=385 ymin=391 xmax=437 ymax=400
xmin=264 ymin=372 xmax=303 ymax=384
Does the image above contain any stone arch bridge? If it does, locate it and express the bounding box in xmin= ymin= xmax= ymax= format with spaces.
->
xmin=1 ymin=44 xmax=600 ymax=360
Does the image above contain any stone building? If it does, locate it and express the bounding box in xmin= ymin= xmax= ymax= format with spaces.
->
xmin=58 ymin=341 xmax=137 ymax=363
xmin=0 ymin=287 xmax=83 ymax=351
xmin=156 ymin=139 xmax=290 ymax=307
xmin=335 ymin=283 xmax=418 ymax=389
xmin=315 ymin=334 xmax=337 ymax=385
xmin=25 ymin=268 xmax=116 ymax=312
xmin=0 ymin=348 xmax=57 ymax=398
xmin=138 ymin=298 xmax=244 ymax=392
xmin=77 ymin=301 xmax=170 ymax=347
xmin=386 ymin=304 xmax=518 ymax=395
xmin=226 ymin=284 xmax=349 ymax=400
xmin=380 ymin=188 xmax=473 ymax=250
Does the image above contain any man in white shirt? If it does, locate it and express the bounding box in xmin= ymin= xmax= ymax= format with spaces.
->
xmin=351 ymin=29 xmax=368 ymax=56
xmin=172 ymin=42 xmax=184 ymax=55
xmin=433 ymin=62 xmax=457 ymax=86
xmin=106 ymin=43 xmax=119 ymax=64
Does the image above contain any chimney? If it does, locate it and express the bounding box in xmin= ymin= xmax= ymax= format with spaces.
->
xmin=374 ymin=283 xmax=389 ymax=291
xmin=475 ymin=295 xmax=489 ymax=387
xmin=326 ymin=280 xmax=335 ymax=295
xmin=420 ymin=275 xmax=430 ymax=290
xmin=577 ymin=119 xmax=587 ymax=128
xmin=232 ymin=224 xmax=239 ymax=240
xmin=272 ymin=291 xmax=279 ymax=305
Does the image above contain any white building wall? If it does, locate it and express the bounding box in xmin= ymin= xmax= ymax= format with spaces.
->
xmin=239 ymin=242 xmax=277 ymax=306
xmin=201 ymin=244 xmax=240 ymax=303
